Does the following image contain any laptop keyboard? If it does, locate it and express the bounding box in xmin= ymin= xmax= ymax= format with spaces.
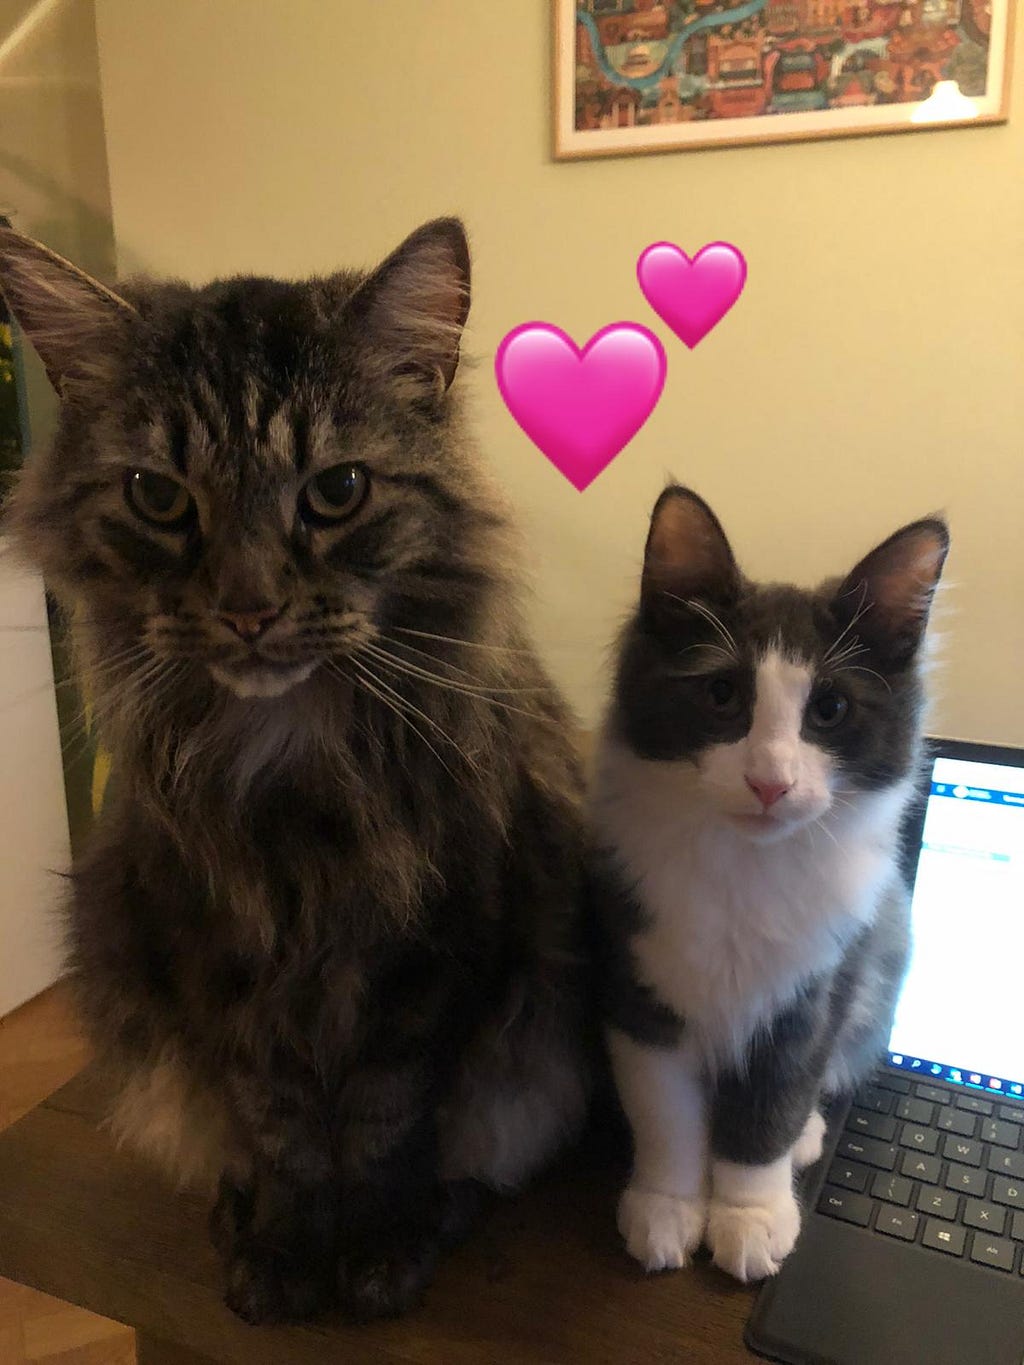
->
xmin=816 ymin=1069 xmax=1024 ymax=1275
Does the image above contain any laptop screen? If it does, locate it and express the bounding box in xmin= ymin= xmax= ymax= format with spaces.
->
xmin=887 ymin=750 xmax=1024 ymax=1097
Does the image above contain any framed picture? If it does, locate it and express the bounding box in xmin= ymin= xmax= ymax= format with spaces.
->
xmin=553 ymin=1 xmax=1014 ymax=160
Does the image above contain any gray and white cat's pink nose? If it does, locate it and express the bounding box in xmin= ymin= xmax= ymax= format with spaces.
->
xmin=218 ymin=605 xmax=282 ymax=641
xmin=745 ymin=777 xmax=791 ymax=809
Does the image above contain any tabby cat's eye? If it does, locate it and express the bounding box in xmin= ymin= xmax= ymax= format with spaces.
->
xmin=706 ymin=675 xmax=740 ymax=714
xmin=808 ymin=687 xmax=849 ymax=730
xmin=300 ymin=464 xmax=368 ymax=525
xmin=125 ymin=470 xmax=194 ymax=529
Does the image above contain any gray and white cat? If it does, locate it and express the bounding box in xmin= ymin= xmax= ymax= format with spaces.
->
xmin=590 ymin=486 xmax=948 ymax=1283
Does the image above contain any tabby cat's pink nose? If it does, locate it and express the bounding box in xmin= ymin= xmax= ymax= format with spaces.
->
xmin=746 ymin=777 xmax=790 ymax=809
xmin=219 ymin=607 xmax=281 ymax=641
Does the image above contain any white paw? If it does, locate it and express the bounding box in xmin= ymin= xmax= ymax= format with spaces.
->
xmin=706 ymin=1189 xmax=802 ymax=1283
xmin=617 ymin=1185 xmax=708 ymax=1272
xmin=792 ymin=1110 xmax=826 ymax=1171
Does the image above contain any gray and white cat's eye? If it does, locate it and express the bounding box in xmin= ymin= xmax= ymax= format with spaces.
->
xmin=124 ymin=469 xmax=195 ymax=530
xmin=300 ymin=463 xmax=368 ymax=526
xmin=705 ymin=674 xmax=743 ymax=717
xmin=806 ymin=686 xmax=849 ymax=729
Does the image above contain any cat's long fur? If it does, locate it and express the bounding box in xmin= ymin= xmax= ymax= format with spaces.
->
xmin=0 ymin=219 xmax=590 ymax=1323
xmin=590 ymin=486 xmax=947 ymax=1284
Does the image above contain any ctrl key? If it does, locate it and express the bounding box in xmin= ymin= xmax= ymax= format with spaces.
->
xmin=818 ymin=1186 xmax=872 ymax=1227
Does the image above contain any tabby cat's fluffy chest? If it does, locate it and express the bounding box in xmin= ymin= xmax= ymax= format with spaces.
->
xmin=593 ymin=736 xmax=907 ymax=1063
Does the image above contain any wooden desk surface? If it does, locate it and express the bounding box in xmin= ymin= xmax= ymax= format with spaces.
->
xmin=0 ymin=1068 xmax=759 ymax=1365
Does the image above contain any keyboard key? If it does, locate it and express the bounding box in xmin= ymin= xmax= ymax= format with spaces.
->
xmin=876 ymin=1072 xmax=911 ymax=1094
xmin=981 ymin=1119 xmax=1020 ymax=1149
xmin=838 ymin=1135 xmax=898 ymax=1171
xmin=876 ymin=1205 xmax=919 ymax=1242
xmin=989 ymin=1149 xmax=1024 ymax=1180
xmin=946 ymin=1164 xmax=988 ymax=1196
xmin=896 ymin=1096 xmax=933 ymax=1125
xmin=900 ymin=1124 xmax=939 ymax=1155
xmin=915 ymin=1084 xmax=951 ymax=1105
xmin=957 ymin=1095 xmax=994 ymax=1116
xmin=818 ymin=1186 xmax=871 ymax=1227
xmin=923 ymin=1220 xmax=966 ymax=1257
xmin=873 ymin=1172 xmax=913 ymax=1207
xmin=901 ymin=1152 xmax=941 ymax=1184
xmin=964 ymin=1200 xmax=1006 ymax=1235
xmin=1011 ymin=1212 xmax=1024 ymax=1241
xmin=943 ymin=1136 xmax=983 ymax=1167
xmin=917 ymin=1187 xmax=959 ymax=1221
xmin=992 ymin=1177 xmax=1024 ymax=1209
xmin=847 ymin=1109 xmax=897 ymax=1142
xmin=827 ymin=1159 xmax=869 ymax=1193
xmin=937 ymin=1108 xmax=977 ymax=1138
xmin=857 ymin=1084 xmax=895 ymax=1115
xmin=998 ymin=1104 xmax=1024 ymax=1125
xmin=970 ymin=1234 xmax=1015 ymax=1272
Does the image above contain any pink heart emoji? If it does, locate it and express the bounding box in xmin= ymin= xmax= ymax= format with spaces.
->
xmin=637 ymin=241 xmax=747 ymax=349
xmin=494 ymin=322 xmax=666 ymax=492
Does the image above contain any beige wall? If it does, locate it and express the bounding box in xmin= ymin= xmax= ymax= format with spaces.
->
xmin=94 ymin=1 xmax=1024 ymax=744
xmin=0 ymin=0 xmax=115 ymax=441
xmin=0 ymin=0 xmax=111 ymax=1010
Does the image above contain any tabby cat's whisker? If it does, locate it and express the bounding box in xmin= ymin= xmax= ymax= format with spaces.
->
xmin=362 ymin=641 xmax=542 ymax=721
xmin=390 ymin=625 xmax=536 ymax=656
xmin=342 ymin=657 xmax=474 ymax=782
xmin=382 ymin=633 xmax=548 ymax=695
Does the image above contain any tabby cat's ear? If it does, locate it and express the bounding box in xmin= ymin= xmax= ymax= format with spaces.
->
xmin=350 ymin=217 xmax=470 ymax=402
xmin=833 ymin=518 xmax=949 ymax=663
xmin=0 ymin=228 xmax=135 ymax=394
xmin=641 ymin=486 xmax=740 ymax=621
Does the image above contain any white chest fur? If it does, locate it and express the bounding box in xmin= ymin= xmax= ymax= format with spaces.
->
xmin=591 ymin=735 xmax=907 ymax=1066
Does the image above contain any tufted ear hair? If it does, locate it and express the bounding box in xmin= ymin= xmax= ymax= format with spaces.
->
xmin=0 ymin=227 xmax=136 ymax=394
xmin=641 ymin=485 xmax=741 ymax=625
xmin=832 ymin=517 xmax=949 ymax=665
xmin=347 ymin=216 xmax=471 ymax=405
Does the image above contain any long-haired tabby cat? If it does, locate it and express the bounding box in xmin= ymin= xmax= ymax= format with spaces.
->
xmin=590 ymin=486 xmax=948 ymax=1283
xmin=0 ymin=219 xmax=590 ymax=1323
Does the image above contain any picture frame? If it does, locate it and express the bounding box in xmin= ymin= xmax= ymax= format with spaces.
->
xmin=553 ymin=1 xmax=1014 ymax=160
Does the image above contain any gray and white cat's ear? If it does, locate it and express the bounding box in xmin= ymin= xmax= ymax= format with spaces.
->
xmin=0 ymin=228 xmax=135 ymax=394
xmin=641 ymin=485 xmax=740 ymax=616
xmin=350 ymin=217 xmax=470 ymax=401
xmin=834 ymin=518 xmax=949 ymax=660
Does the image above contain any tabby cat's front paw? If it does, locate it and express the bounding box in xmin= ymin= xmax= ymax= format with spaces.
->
xmin=617 ymin=1185 xmax=707 ymax=1272
xmin=223 ymin=1246 xmax=332 ymax=1325
xmin=337 ymin=1235 xmax=440 ymax=1321
xmin=706 ymin=1189 xmax=801 ymax=1283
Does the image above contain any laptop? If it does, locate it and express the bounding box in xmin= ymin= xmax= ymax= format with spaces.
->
xmin=747 ymin=737 xmax=1024 ymax=1365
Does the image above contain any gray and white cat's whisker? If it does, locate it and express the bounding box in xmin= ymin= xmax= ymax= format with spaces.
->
xmin=832 ymin=663 xmax=893 ymax=694
xmin=821 ymin=581 xmax=873 ymax=666
xmin=665 ymin=593 xmax=738 ymax=658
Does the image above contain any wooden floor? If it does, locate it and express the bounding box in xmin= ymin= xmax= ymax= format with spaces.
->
xmin=0 ymin=983 xmax=135 ymax=1364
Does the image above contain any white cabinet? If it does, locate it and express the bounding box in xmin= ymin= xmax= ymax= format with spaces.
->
xmin=0 ymin=545 xmax=70 ymax=1016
